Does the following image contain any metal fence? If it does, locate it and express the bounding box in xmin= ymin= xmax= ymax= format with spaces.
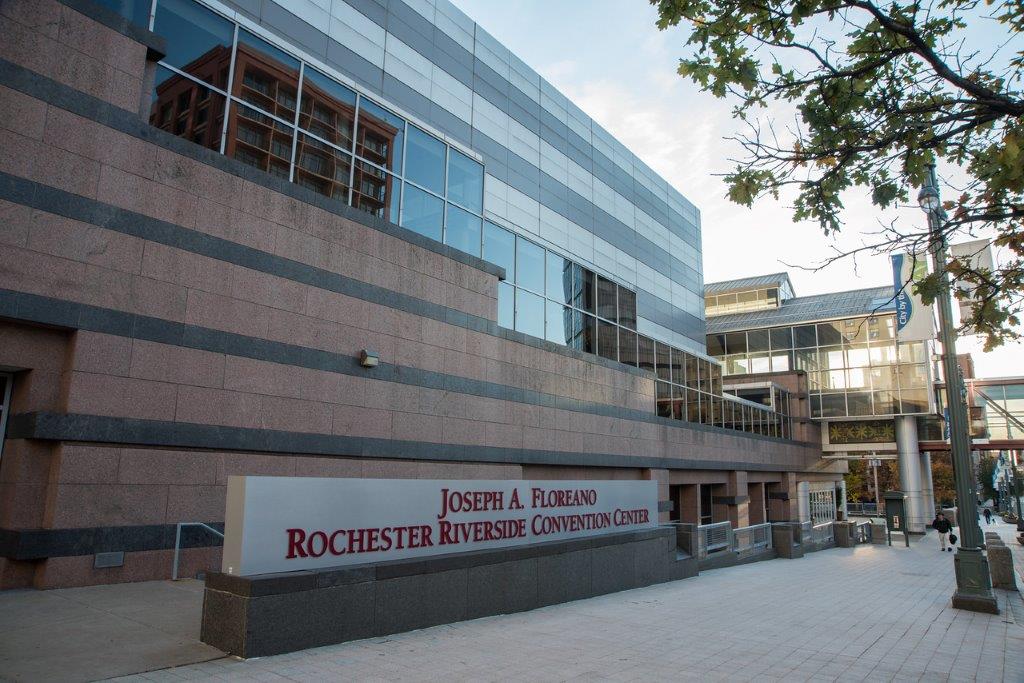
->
xmin=847 ymin=502 xmax=883 ymax=517
xmin=809 ymin=521 xmax=835 ymax=546
xmin=697 ymin=521 xmax=733 ymax=559
xmin=733 ymin=523 xmax=773 ymax=553
xmin=852 ymin=520 xmax=874 ymax=544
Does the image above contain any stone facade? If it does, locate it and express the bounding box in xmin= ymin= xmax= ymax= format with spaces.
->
xmin=0 ymin=0 xmax=842 ymax=589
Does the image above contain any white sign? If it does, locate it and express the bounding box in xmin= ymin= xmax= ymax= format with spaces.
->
xmin=222 ymin=477 xmax=658 ymax=576
xmin=891 ymin=252 xmax=936 ymax=342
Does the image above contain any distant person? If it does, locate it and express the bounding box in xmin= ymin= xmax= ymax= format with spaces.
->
xmin=933 ymin=512 xmax=953 ymax=552
xmin=983 ymin=508 xmax=993 ymax=525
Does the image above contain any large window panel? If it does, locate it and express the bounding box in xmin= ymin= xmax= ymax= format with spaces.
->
xmin=619 ymin=329 xmax=638 ymax=367
xmin=497 ymin=281 xmax=514 ymax=329
xmin=356 ymin=99 xmax=404 ymax=173
xmin=447 ymin=149 xmax=483 ymax=213
xmin=685 ymin=354 xmax=699 ymax=390
xmin=638 ymin=335 xmax=655 ymax=373
xmin=405 ymin=125 xmax=446 ymax=195
xmin=353 ymin=161 xmax=399 ymax=221
xmin=706 ymin=334 xmax=726 ymax=357
xmin=546 ymin=253 xmax=573 ymax=304
xmin=445 ymin=204 xmax=481 ymax=257
xmin=154 ymin=0 xmax=234 ymax=88
xmin=656 ymin=381 xmax=672 ymax=418
xmin=94 ymin=0 xmax=151 ymax=25
xmin=574 ymin=311 xmax=597 ymax=354
xmin=847 ymin=392 xmax=873 ymax=416
xmin=482 ymin=222 xmax=515 ymax=277
xmin=747 ymin=329 xmax=769 ymax=353
xmin=725 ymin=332 xmax=746 ymax=355
xmin=515 ymin=289 xmax=545 ymax=338
xmin=899 ymin=389 xmax=928 ymax=413
xmin=596 ymin=276 xmax=617 ymax=322
xmin=574 ymin=265 xmax=596 ymax=313
xmin=227 ymin=101 xmax=294 ymax=180
xmin=770 ymin=327 xmax=793 ymax=350
xmin=817 ymin=322 xmax=844 ymax=346
xmin=671 ymin=384 xmax=686 ymax=420
xmin=793 ymin=324 xmax=817 ymax=348
xmin=234 ymin=30 xmax=300 ymax=123
xmin=597 ymin=319 xmax=618 ymax=361
xmin=819 ymin=393 xmax=847 ymax=418
xmin=299 ymin=67 xmax=357 ymax=151
xmin=545 ymin=301 xmax=573 ymax=345
xmin=401 ymin=183 xmax=443 ymax=241
xmin=294 ymin=133 xmax=351 ymax=200
xmin=617 ymin=286 xmax=637 ymax=330
xmin=655 ymin=342 xmax=671 ymax=382
xmin=515 ymin=238 xmax=545 ymax=293
xmin=150 ymin=66 xmax=225 ymax=151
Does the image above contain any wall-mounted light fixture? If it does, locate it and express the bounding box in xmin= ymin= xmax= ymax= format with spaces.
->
xmin=359 ymin=349 xmax=379 ymax=368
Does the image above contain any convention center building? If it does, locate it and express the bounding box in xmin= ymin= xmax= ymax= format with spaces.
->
xmin=0 ymin=0 xmax=842 ymax=588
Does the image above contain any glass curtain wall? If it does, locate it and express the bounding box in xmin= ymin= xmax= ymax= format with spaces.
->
xmin=708 ymin=315 xmax=930 ymax=419
xmin=147 ymin=0 xmax=485 ymax=254
xmin=704 ymin=287 xmax=780 ymax=316
xmin=137 ymin=0 xmax=788 ymax=439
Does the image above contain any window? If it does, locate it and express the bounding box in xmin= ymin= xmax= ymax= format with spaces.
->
xmin=353 ymin=161 xmax=399 ymax=220
xmin=154 ymin=0 xmax=234 ymax=88
xmin=497 ymin=282 xmax=514 ymax=329
xmin=545 ymin=301 xmax=572 ymax=345
xmin=574 ymin=266 xmax=596 ymax=313
xmin=447 ymin=149 xmax=483 ymax=213
xmin=597 ymin=276 xmax=617 ymax=322
xmin=405 ymin=126 xmax=446 ymax=195
xmin=401 ymin=183 xmax=443 ymax=241
xmin=597 ymin=319 xmax=617 ymax=361
xmin=515 ymin=289 xmax=545 ymax=339
xmin=444 ymin=204 xmax=481 ymax=257
xmin=299 ymin=68 xmax=357 ymax=151
xmin=483 ymin=222 xmax=515 ymax=277
xmin=546 ymin=253 xmax=573 ymax=304
xmin=356 ymin=99 xmax=404 ymax=173
xmin=617 ymin=286 xmax=637 ymax=330
xmin=515 ymin=238 xmax=545 ymax=293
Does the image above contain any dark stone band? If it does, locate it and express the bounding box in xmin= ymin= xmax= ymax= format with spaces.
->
xmin=8 ymin=411 xmax=808 ymax=473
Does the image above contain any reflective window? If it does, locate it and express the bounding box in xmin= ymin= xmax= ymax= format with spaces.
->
xmin=546 ymin=253 xmax=573 ymax=304
xmin=294 ymin=133 xmax=350 ymax=200
xmin=617 ymin=286 xmax=637 ymax=330
xmin=447 ymin=149 xmax=483 ymax=213
xmin=483 ymin=222 xmax=515 ymax=278
xmin=497 ymin=281 xmax=514 ymax=329
xmin=656 ymin=382 xmax=672 ymax=418
xmin=445 ymin=204 xmax=481 ymax=257
xmin=515 ymin=289 xmax=545 ymax=339
xmin=401 ymin=183 xmax=443 ymax=241
xmin=154 ymin=0 xmax=234 ymax=88
xmin=150 ymin=66 xmax=225 ymax=151
xmin=770 ymin=327 xmax=792 ymax=349
xmin=725 ymin=332 xmax=746 ymax=356
xmin=574 ymin=311 xmax=597 ymax=354
xmin=598 ymin=320 xmax=617 ymax=361
xmin=817 ymin=322 xmax=844 ymax=346
xmin=574 ymin=266 xmax=596 ymax=313
xmin=686 ymin=355 xmax=699 ymax=390
xmin=747 ymin=329 xmax=769 ymax=353
xmin=235 ymin=30 xmax=300 ymax=125
xmin=655 ymin=343 xmax=671 ymax=382
xmin=619 ymin=329 xmax=638 ymax=367
xmin=228 ymin=101 xmax=294 ymax=179
xmin=356 ymin=99 xmax=404 ymax=173
xmin=405 ymin=126 xmax=446 ymax=195
xmin=546 ymin=301 xmax=572 ymax=345
xmin=353 ymin=161 xmax=399 ymax=220
xmin=793 ymin=325 xmax=817 ymax=348
xmin=638 ymin=335 xmax=655 ymax=373
xmin=299 ymin=67 xmax=356 ymax=151
xmin=515 ymin=238 xmax=545 ymax=293
xmin=597 ymin=276 xmax=617 ymax=322
xmin=94 ymin=0 xmax=151 ymax=25
xmin=706 ymin=334 xmax=726 ymax=357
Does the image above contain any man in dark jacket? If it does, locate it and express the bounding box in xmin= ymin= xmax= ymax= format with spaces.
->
xmin=933 ymin=512 xmax=953 ymax=552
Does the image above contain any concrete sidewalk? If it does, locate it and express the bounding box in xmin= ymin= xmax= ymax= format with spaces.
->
xmin=117 ymin=529 xmax=1022 ymax=682
xmin=1 ymin=528 xmax=1021 ymax=682
xmin=0 ymin=579 xmax=223 ymax=682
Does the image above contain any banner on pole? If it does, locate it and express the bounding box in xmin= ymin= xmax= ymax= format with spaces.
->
xmin=949 ymin=239 xmax=994 ymax=332
xmin=891 ymin=252 xmax=935 ymax=342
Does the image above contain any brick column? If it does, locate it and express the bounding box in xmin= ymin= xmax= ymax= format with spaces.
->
xmin=720 ymin=471 xmax=749 ymax=528
xmin=678 ymin=484 xmax=700 ymax=524
xmin=768 ymin=473 xmax=798 ymax=522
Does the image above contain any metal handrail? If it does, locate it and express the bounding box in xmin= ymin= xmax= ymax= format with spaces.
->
xmin=696 ymin=521 xmax=733 ymax=559
xmin=809 ymin=521 xmax=835 ymax=545
xmin=733 ymin=522 xmax=773 ymax=553
xmin=172 ymin=522 xmax=224 ymax=581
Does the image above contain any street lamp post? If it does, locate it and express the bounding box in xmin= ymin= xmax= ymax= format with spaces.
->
xmin=918 ymin=164 xmax=998 ymax=614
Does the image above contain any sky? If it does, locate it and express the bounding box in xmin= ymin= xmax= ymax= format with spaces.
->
xmin=450 ymin=0 xmax=1024 ymax=378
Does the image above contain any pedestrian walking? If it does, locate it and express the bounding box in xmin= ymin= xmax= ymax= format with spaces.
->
xmin=932 ymin=512 xmax=953 ymax=552
xmin=983 ymin=508 xmax=993 ymax=524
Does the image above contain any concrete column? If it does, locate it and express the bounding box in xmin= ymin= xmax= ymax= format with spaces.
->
xmin=748 ymin=483 xmax=766 ymax=525
xmin=678 ymin=485 xmax=699 ymax=524
xmin=767 ymin=473 xmax=798 ymax=522
xmin=919 ymin=451 xmax=935 ymax=523
xmin=644 ymin=469 xmax=670 ymax=523
xmin=895 ymin=415 xmax=926 ymax=533
xmin=725 ymin=471 xmax=749 ymax=528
